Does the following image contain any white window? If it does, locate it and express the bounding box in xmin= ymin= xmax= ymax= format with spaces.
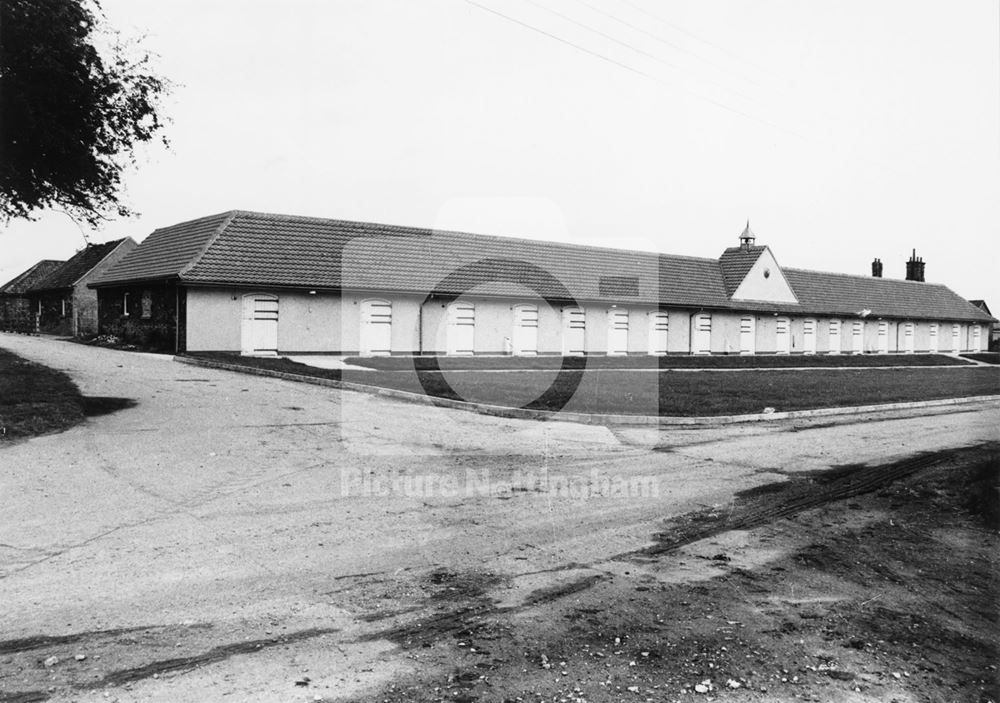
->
xmin=607 ymin=309 xmax=629 ymax=356
xmin=740 ymin=316 xmax=756 ymax=355
xmin=851 ymin=320 xmax=863 ymax=354
xmin=359 ymin=299 xmax=392 ymax=356
xmin=562 ymin=307 xmax=586 ymax=356
xmin=648 ymin=311 xmax=669 ymax=356
xmin=61 ymin=299 xmax=67 ymax=318
xmin=512 ymin=304 xmax=538 ymax=356
xmin=802 ymin=319 xmax=817 ymax=355
xmin=123 ymin=292 xmax=130 ymax=317
xmin=446 ymin=302 xmax=475 ymax=356
xmin=775 ymin=317 xmax=791 ymax=354
xmin=928 ymin=323 xmax=939 ymax=353
xmin=691 ymin=313 xmax=711 ymax=354
xmin=877 ymin=321 xmax=889 ymax=353
xmin=828 ymin=320 xmax=841 ymax=354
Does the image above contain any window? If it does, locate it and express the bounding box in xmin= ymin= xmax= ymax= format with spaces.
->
xmin=61 ymin=299 xmax=67 ymax=317
xmin=123 ymin=292 xmax=130 ymax=317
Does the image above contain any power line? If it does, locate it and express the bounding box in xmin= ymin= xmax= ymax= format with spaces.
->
xmin=616 ymin=0 xmax=783 ymax=83
xmin=576 ymin=0 xmax=767 ymax=90
xmin=464 ymin=0 xmax=655 ymax=82
xmin=518 ymin=0 xmax=756 ymax=103
xmin=463 ymin=0 xmax=806 ymax=141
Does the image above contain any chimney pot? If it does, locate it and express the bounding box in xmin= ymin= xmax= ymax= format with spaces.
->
xmin=871 ymin=258 xmax=883 ymax=277
xmin=905 ymin=249 xmax=926 ymax=282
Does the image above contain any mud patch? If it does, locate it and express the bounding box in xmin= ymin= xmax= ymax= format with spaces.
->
xmin=633 ymin=442 xmax=998 ymax=558
xmin=345 ymin=443 xmax=999 ymax=703
xmin=81 ymin=627 xmax=339 ymax=688
xmin=426 ymin=569 xmax=504 ymax=601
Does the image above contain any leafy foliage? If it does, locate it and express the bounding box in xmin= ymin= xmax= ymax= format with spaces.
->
xmin=0 ymin=0 xmax=168 ymax=226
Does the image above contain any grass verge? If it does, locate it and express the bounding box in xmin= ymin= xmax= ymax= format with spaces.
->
xmin=185 ymin=352 xmax=1000 ymax=417
xmin=348 ymin=352 xmax=972 ymax=371
xmin=0 ymin=349 xmax=85 ymax=441
xmin=961 ymin=352 xmax=1000 ymax=364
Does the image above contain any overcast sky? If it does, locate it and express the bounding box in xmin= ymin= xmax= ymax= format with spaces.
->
xmin=3 ymin=0 xmax=998 ymax=306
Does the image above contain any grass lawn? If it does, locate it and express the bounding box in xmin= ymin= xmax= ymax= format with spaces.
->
xmin=0 ymin=349 xmax=85 ymax=441
xmin=187 ymin=352 xmax=1000 ymax=417
xmin=348 ymin=352 xmax=972 ymax=371
xmin=961 ymin=352 xmax=1000 ymax=364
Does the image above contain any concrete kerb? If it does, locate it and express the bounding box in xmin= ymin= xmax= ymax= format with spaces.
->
xmin=173 ymin=355 xmax=1000 ymax=427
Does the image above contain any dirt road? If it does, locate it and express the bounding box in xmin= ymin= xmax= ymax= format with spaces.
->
xmin=1 ymin=334 xmax=997 ymax=702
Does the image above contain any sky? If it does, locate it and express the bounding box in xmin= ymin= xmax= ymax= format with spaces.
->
xmin=2 ymin=0 xmax=998 ymax=306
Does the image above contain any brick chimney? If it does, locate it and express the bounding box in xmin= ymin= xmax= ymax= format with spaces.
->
xmin=871 ymin=258 xmax=883 ymax=277
xmin=905 ymin=249 xmax=925 ymax=282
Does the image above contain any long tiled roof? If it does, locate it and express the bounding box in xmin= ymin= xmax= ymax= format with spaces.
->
xmin=89 ymin=212 xmax=233 ymax=284
xmin=30 ymin=240 xmax=128 ymax=292
xmin=92 ymin=210 xmax=995 ymax=323
xmin=782 ymin=269 xmax=990 ymax=322
xmin=0 ymin=260 xmax=65 ymax=295
xmin=718 ymin=245 xmax=765 ymax=296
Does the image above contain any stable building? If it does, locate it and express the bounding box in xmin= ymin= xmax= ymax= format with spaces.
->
xmin=0 ymin=260 xmax=65 ymax=333
xmin=28 ymin=238 xmax=136 ymax=337
xmin=89 ymin=211 xmax=994 ymax=356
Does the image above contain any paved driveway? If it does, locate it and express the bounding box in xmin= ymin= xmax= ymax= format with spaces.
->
xmin=1 ymin=334 xmax=997 ymax=701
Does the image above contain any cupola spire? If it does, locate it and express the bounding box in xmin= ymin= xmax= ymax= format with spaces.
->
xmin=739 ymin=220 xmax=756 ymax=250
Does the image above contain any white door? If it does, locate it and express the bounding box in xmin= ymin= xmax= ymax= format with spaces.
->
xmin=241 ymin=294 xmax=278 ymax=355
xmin=691 ymin=313 xmax=712 ymax=354
xmin=512 ymin=304 xmax=538 ymax=355
xmin=850 ymin=321 xmax=863 ymax=354
xmin=446 ymin=302 xmax=475 ymax=355
xmin=648 ymin=311 xmax=669 ymax=355
xmin=928 ymin=323 xmax=939 ymax=352
xmin=972 ymin=324 xmax=982 ymax=351
xmin=775 ymin=317 xmax=791 ymax=354
xmin=562 ymin=307 xmax=586 ymax=356
xmin=827 ymin=320 xmax=841 ymax=354
xmin=951 ymin=324 xmax=961 ymax=353
xmin=739 ymin=316 xmax=756 ymax=355
xmin=902 ymin=322 xmax=915 ymax=353
xmin=360 ymin=299 xmax=392 ymax=356
xmin=607 ymin=309 xmax=629 ymax=356
xmin=802 ymin=319 xmax=816 ymax=355
xmin=877 ymin=321 xmax=890 ymax=353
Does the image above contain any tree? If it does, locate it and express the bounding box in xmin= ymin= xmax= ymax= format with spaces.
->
xmin=0 ymin=0 xmax=168 ymax=226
